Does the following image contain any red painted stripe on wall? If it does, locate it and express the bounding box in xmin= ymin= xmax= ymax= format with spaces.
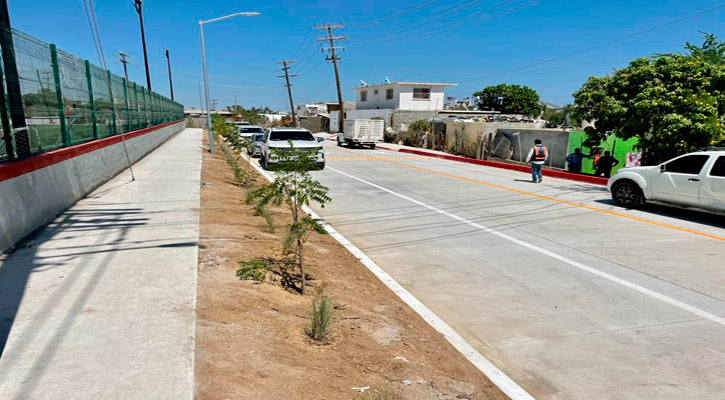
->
xmin=0 ymin=120 xmax=184 ymax=183
xmin=378 ymin=146 xmax=609 ymax=186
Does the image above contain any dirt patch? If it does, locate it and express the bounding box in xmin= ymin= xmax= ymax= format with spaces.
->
xmin=195 ymin=139 xmax=508 ymax=400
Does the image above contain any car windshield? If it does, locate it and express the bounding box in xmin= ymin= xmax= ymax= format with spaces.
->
xmin=253 ymin=134 xmax=264 ymax=141
xmin=269 ymin=130 xmax=315 ymax=141
xmin=239 ymin=127 xmax=263 ymax=134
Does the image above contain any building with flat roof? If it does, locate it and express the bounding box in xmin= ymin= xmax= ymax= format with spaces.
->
xmin=354 ymin=82 xmax=457 ymax=111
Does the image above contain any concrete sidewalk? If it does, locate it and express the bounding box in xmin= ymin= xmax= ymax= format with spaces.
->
xmin=0 ymin=128 xmax=202 ymax=399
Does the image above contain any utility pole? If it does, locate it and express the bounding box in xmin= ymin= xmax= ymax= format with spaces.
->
xmin=165 ymin=48 xmax=174 ymax=101
xmin=118 ymin=51 xmax=131 ymax=81
xmin=198 ymin=81 xmax=205 ymax=128
xmin=210 ymin=99 xmax=217 ymax=112
xmin=315 ymin=23 xmax=346 ymax=133
xmin=132 ymin=0 xmax=151 ymax=90
xmin=275 ymin=60 xmax=297 ymax=127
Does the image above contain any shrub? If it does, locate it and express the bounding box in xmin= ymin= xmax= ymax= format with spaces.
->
xmin=236 ymin=260 xmax=267 ymax=283
xmin=308 ymin=295 xmax=334 ymax=341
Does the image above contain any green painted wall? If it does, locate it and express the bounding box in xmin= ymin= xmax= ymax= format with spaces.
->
xmin=567 ymin=131 xmax=639 ymax=174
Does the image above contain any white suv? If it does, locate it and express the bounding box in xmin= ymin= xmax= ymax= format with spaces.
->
xmin=260 ymin=127 xmax=325 ymax=170
xmin=608 ymin=150 xmax=725 ymax=211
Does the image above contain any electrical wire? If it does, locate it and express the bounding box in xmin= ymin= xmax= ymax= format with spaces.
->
xmin=455 ymin=3 xmax=725 ymax=83
xmin=349 ymin=0 xmax=443 ymax=27
xmin=290 ymin=28 xmax=313 ymax=60
xmin=352 ymin=0 xmax=533 ymax=43
xmin=81 ymin=0 xmax=107 ymax=69
xmin=351 ymin=0 xmax=485 ymax=41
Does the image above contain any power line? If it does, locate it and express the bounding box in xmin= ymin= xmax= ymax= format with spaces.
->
xmin=81 ymin=0 xmax=106 ymax=69
xmin=349 ymin=0 xmax=442 ymax=27
xmin=291 ymin=28 xmax=313 ymax=59
xmin=352 ymin=0 xmax=528 ymax=43
xmin=456 ymin=3 xmax=725 ymax=84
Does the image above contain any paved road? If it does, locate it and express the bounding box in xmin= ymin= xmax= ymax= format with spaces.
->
xmin=0 ymin=129 xmax=201 ymax=399
xmin=308 ymin=141 xmax=725 ymax=400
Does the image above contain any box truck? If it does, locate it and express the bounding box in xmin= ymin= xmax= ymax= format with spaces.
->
xmin=337 ymin=119 xmax=384 ymax=148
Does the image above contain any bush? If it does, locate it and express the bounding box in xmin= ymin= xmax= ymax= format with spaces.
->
xmin=308 ymin=295 xmax=334 ymax=341
xmin=236 ymin=260 xmax=267 ymax=283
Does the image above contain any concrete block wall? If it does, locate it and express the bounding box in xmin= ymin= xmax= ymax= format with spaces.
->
xmin=391 ymin=110 xmax=439 ymax=127
xmin=498 ymin=128 xmax=570 ymax=169
xmin=0 ymin=121 xmax=186 ymax=252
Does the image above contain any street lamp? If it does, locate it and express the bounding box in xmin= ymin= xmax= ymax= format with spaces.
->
xmin=132 ymin=0 xmax=151 ymax=90
xmin=199 ymin=11 xmax=260 ymax=154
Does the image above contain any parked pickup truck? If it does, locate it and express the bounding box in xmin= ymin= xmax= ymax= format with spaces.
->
xmin=608 ymin=150 xmax=725 ymax=212
xmin=260 ymin=127 xmax=325 ymax=170
xmin=337 ymin=119 xmax=384 ymax=148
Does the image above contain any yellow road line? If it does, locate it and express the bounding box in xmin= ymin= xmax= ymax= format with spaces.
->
xmin=331 ymin=147 xmax=725 ymax=241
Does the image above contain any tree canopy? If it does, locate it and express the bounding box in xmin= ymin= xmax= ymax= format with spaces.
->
xmin=473 ymin=84 xmax=542 ymax=116
xmin=572 ymin=33 xmax=725 ymax=163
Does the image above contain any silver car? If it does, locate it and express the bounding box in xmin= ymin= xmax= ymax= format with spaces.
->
xmin=251 ymin=133 xmax=264 ymax=157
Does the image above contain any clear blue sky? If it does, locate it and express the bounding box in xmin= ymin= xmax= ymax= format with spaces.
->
xmin=9 ymin=0 xmax=725 ymax=111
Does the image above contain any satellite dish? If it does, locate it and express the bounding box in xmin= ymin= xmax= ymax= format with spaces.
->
xmin=360 ymin=80 xmax=369 ymax=87
xmin=384 ymin=76 xmax=391 ymax=84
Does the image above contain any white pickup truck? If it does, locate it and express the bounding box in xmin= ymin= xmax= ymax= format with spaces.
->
xmin=337 ymin=119 xmax=384 ymax=148
xmin=608 ymin=150 xmax=725 ymax=211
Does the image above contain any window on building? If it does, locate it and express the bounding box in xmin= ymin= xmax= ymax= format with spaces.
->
xmin=386 ymin=88 xmax=394 ymax=100
xmin=374 ymin=89 xmax=379 ymax=95
xmin=360 ymin=90 xmax=368 ymax=102
xmin=413 ymin=88 xmax=431 ymax=100
xmin=664 ymin=155 xmax=709 ymax=175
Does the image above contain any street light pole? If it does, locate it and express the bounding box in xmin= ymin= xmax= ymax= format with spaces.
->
xmin=165 ymin=48 xmax=174 ymax=100
xmin=133 ymin=0 xmax=151 ymax=90
xmin=199 ymin=11 xmax=259 ymax=154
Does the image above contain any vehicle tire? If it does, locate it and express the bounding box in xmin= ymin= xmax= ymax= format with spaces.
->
xmin=346 ymin=139 xmax=354 ymax=148
xmin=369 ymin=144 xmax=376 ymax=149
xmin=612 ymin=181 xmax=642 ymax=208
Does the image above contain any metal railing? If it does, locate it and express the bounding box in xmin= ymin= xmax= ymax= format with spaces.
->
xmin=0 ymin=28 xmax=183 ymax=161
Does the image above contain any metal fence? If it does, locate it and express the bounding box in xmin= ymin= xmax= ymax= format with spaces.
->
xmin=0 ymin=29 xmax=183 ymax=161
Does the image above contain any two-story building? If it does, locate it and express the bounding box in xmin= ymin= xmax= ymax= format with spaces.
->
xmin=353 ymin=82 xmax=457 ymax=111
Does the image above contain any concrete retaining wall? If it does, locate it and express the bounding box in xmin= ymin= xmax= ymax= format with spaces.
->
xmin=0 ymin=121 xmax=186 ymax=252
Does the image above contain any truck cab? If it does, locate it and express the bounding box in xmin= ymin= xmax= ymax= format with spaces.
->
xmin=608 ymin=151 xmax=725 ymax=211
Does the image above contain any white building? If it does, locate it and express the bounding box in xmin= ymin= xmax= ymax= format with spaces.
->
xmin=353 ymin=82 xmax=457 ymax=111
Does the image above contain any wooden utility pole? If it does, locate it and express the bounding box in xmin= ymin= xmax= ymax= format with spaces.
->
xmin=118 ymin=51 xmax=131 ymax=81
xmin=315 ymin=23 xmax=345 ymax=133
xmin=275 ymin=60 xmax=297 ymax=127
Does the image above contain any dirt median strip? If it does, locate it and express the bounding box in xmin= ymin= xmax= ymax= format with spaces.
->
xmin=194 ymin=137 xmax=509 ymax=400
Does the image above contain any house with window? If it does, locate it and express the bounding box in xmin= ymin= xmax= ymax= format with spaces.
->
xmin=354 ymin=82 xmax=457 ymax=111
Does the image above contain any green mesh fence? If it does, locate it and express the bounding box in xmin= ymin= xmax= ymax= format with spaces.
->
xmin=1 ymin=28 xmax=183 ymax=161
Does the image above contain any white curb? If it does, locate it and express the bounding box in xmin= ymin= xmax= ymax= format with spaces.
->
xmin=242 ymin=153 xmax=535 ymax=400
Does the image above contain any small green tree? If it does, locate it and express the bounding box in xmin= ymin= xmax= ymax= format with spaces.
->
xmin=474 ymin=83 xmax=542 ymax=115
xmin=251 ymin=144 xmax=330 ymax=294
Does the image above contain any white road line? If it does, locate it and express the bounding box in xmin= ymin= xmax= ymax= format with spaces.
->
xmin=244 ymin=156 xmax=535 ymax=400
xmin=328 ymin=166 xmax=725 ymax=328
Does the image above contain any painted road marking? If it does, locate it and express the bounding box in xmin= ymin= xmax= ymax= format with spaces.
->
xmin=330 ymin=147 xmax=725 ymax=241
xmin=328 ymin=166 xmax=725 ymax=327
xmin=244 ymin=155 xmax=535 ymax=400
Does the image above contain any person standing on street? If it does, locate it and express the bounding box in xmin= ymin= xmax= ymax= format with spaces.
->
xmin=594 ymin=151 xmax=620 ymax=178
xmin=525 ymin=139 xmax=547 ymax=183
xmin=565 ymin=148 xmax=591 ymax=173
